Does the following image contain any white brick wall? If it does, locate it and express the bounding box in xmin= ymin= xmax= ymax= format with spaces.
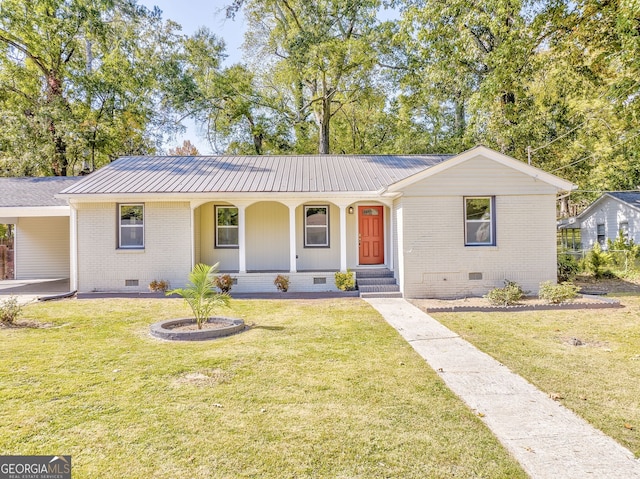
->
xmin=400 ymin=194 xmax=557 ymax=299
xmin=76 ymin=202 xmax=192 ymax=292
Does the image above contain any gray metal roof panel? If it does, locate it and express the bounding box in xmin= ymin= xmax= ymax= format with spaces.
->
xmin=60 ymin=154 xmax=453 ymax=195
xmin=0 ymin=176 xmax=83 ymax=207
xmin=606 ymin=191 xmax=640 ymax=210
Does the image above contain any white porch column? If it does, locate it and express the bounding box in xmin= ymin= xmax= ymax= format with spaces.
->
xmin=238 ymin=204 xmax=247 ymax=273
xmin=69 ymin=203 xmax=78 ymax=291
xmin=339 ymin=203 xmax=348 ymax=272
xmin=288 ymin=203 xmax=297 ymax=273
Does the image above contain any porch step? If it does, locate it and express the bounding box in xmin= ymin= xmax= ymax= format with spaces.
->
xmin=358 ymin=284 xmax=401 ymax=293
xmin=355 ymin=268 xmax=401 ymax=298
xmin=356 ymin=277 xmax=397 ymax=286
xmin=353 ymin=268 xmax=394 ymax=279
xmin=360 ymin=291 xmax=404 ymax=299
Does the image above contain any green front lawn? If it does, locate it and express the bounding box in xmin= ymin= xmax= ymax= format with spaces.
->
xmin=1 ymin=298 xmax=525 ymax=478
xmin=430 ymin=295 xmax=640 ymax=457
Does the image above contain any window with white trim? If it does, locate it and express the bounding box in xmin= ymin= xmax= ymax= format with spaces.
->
xmin=465 ymin=197 xmax=495 ymax=246
xmin=216 ymin=206 xmax=238 ymax=248
xmin=304 ymin=205 xmax=329 ymax=247
xmin=119 ymin=204 xmax=144 ymax=248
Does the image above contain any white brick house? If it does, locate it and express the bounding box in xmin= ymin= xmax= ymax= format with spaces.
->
xmin=1 ymin=146 xmax=575 ymax=298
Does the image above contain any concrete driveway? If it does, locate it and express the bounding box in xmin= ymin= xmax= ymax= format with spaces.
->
xmin=0 ymin=279 xmax=72 ymax=304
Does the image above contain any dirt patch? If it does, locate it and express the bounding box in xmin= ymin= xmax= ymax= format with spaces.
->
xmin=172 ymin=368 xmax=229 ymax=388
xmin=0 ymin=319 xmax=54 ymax=329
xmin=573 ymin=275 xmax=640 ymax=294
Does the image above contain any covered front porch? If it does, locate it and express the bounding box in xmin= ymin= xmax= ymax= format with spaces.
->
xmin=191 ymin=198 xmax=395 ymax=293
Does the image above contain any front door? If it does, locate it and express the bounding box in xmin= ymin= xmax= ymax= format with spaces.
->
xmin=358 ymin=206 xmax=384 ymax=265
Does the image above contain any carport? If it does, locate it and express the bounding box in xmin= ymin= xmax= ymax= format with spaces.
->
xmin=0 ymin=177 xmax=82 ymax=283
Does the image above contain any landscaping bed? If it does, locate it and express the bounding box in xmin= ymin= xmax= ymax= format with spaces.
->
xmin=412 ymin=294 xmax=620 ymax=313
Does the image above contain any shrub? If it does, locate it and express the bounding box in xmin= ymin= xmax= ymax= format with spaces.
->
xmin=149 ymin=279 xmax=170 ymax=293
xmin=557 ymin=254 xmax=579 ymax=282
xmin=584 ymin=243 xmax=612 ymax=279
xmin=274 ymin=274 xmax=289 ymax=292
xmin=538 ymin=281 xmax=579 ymax=304
xmin=215 ymin=274 xmax=235 ymax=293
xmin=607 ymin=230 xmax=640 ymax=270
xmin=485 ymin=280 xmax=525 ymax=306
xmin=334 ymin=270 xmax=355 ymax=291
xmin=0 ymin=296 xmax=21 ymax=324
xmin=167 ymin=263 xmax=230 ymax=330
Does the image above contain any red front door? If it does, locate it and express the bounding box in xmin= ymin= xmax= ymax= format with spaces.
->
xmin=359 ymin=206 xmax=384 ymax=265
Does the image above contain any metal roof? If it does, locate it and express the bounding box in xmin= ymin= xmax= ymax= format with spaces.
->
xmin=0 ymin=176 xmax=83 ymax=207
xmin=59 ymin=154 xmax=453 ymax=195
xmin=606 ymin=191 xmax=640 ymax=210
xmin=577 ymin=191 xmax=640 ymax=219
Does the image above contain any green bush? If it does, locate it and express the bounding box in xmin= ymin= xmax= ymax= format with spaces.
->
xmin=0 ymin=296 xmax=21 ymax=324
xmin=607 ymin=230 xmax=640 ymax=270
xmin=538 ymin=281 xmax=579 ymax=304
xmin=584 ymin=243 xmax=612 ymax=279
xmin=334 ymin=270 xmax=355 ymax=291
xmin=557 ymin=254 xmax=579 ymax=282
xmin=485 ymin=280 xmax=525 ymax=306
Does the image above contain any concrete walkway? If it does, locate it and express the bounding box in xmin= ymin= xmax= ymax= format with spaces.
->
xmin=366 ymin=298 xmax=640 ymax=479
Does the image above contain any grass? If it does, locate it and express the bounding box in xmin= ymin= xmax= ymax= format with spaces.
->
xmin=0 ymin=298 xmax=525 ymax=478
xmin=429 ymin=295 xmax=640 ymax=457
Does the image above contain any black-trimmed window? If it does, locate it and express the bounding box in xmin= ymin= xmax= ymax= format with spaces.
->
xmin=596 ymin=223 xmax=606 ymax=246
xmin=304 ymin=205 xmax=329 ymax=247
xmin=464 ymin=197 xmax=495 ymax=246
xmin=216 ymin=206 xmax=239 ymax=248
xmin=119 ymin=204 xmax=144 ymax=248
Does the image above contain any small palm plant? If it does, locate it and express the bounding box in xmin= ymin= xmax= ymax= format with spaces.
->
xmin=167 ymin=263 xmax=230 ymax=330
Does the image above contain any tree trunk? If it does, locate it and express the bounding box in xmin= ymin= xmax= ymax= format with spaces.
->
xmin=316 ymin=97 xmax=331 ymax=154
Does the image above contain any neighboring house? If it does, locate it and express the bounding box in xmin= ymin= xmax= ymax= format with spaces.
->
xmin=0 ymin=177 xmax=83 ymax=279
xmin=0 ymin=146 xmax=575 ymax=298
xmin=578 ymin=192 xmax=640 ymax=249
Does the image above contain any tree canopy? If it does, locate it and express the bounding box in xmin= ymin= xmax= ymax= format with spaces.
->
xmin=1 ymin=0 xmax=639 ymax=206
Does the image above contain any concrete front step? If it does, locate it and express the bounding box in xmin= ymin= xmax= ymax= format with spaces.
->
xmin=356 ymin=277 xmax=397 ymax=286
xmin=360 ymin=291 xmax=403 ymax=298
xmin=353 ymin=268 xmax=394 ymax=278
xmin=358 ymin=284 xmax=401 ymax=293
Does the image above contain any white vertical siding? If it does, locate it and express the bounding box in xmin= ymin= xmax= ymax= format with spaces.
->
xmin=296 ymin=203 xmax=341 ymax=271
xmin=245 ymin=201 xmax=289 ymax=270
xmin=579 ymin=197 xmax=640 ymax=249
xmin=198 ymin=202 xmax=239 ymax=271
xmin=15 ymin=216 xmax=70 ymax=279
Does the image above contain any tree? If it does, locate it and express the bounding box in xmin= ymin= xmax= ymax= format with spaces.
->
xmin=238 ymin=0 xmax=382 ymax=154
xmin=168 ymin=140 xmax=200 ymax=156
xmin=0 ymin=0 xmax=189 ymax=176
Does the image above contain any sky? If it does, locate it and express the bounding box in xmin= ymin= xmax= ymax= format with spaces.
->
xmin=138 ymin=0 xmax=248 ymax=154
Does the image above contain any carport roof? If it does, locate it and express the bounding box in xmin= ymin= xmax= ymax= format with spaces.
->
xmin=0 ymin=176 xmax=83 ymax=207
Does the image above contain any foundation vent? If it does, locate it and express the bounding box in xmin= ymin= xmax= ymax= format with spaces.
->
xmin=313 ymin=277 xmax=327 ymax=285
xmin=468 ymin=272 xmax=483 ymax=281
xmin=125 ymin=279 xmax=139 ymax=287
